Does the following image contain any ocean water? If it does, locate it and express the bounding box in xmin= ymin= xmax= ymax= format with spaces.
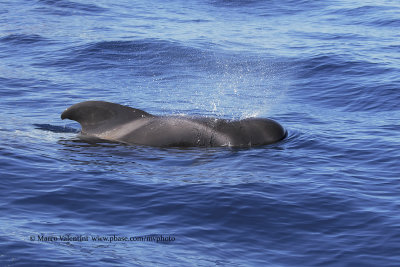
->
xmin=1 ymin=0 xmax=399 ymax=266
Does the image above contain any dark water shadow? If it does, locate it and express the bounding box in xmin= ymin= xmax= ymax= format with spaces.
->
xmin=33 ymin=123 xmax=80 ymax=133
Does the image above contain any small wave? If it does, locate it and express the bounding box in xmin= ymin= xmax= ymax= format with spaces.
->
xmin=371 ymin=18 xmax=400 ymax=27
xmin=328 ymin=4 xmax=398 ymax=17
xmin=0 ymin=34 xmax=50 ymax=45
xmin=327 ymin=4 xmax=400 ymax=28
xmin=36 ymin=0 xmax=106 ymax=15
xmin=293 ymin=54 xmax=400 ymax=112
xmin=35 ymin=38 xmax=287 ymax=82
xmin=36 ymin=39 xmax=209 ymax=72
xmin=211 ymin=0 xmax=327 ymax=17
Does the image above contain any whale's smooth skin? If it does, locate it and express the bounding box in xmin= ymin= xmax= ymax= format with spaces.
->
xmin=61 ymin=101 xmax=287 ymax=147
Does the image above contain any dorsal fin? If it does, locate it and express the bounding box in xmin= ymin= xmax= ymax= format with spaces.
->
xmin=61 ymin=101 xmax=153 ymax=134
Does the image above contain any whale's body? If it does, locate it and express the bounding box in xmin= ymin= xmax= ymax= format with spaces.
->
xmin=61 ymin=101 xmax=286 ymax=147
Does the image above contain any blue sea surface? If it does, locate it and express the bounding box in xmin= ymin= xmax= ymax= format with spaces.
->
xmin=1 ymin=0 xmax=400 ymax=266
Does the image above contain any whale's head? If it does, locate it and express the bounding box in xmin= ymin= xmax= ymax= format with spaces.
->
xmin=220 ymin=117 xmax=287 ymax=146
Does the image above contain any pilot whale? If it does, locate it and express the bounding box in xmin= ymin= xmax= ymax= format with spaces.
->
xmin=61 ymin=101 xmax=286 ymax=147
